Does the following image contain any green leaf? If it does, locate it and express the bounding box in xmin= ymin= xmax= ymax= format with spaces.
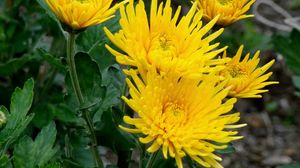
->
xmin=0 ymin=13 xmax=18 ymax=23
xmin=289 ymin=0 xmax=300 ymax=8
xmin=96 ymin=108 xmax=136 ymax=153
xmin=37 ymin=48 xmax=66 ymax=72
xmin=0 ymin=79 xmax=35 ymax=152
xmin=153 ymin=155 xmax=176 ymax=168
xmin=77 ymin=10 xmax=121 ymax=72
xmin=242 ymin=21 xmax=271 ymax=52
xmin=13 ymin=122 xmax=59 ymax=168
xmin=218 ymin=20 xmax=271 ymax=55
xmin=292 ymin=76 xmax=300 ymax=89
xmin=32 ymin=104 xmax=55 ymax=128
xmin=77 ymin=10 xmax=120 ymax=55
xmin=0 ymin=55 xmax=36 ymax=76
xmin=277 ymin=164 xmax=300 ymax=168
xmin=94 ymin=65 xmax=125 ymax=122
xmin=273 ymin=30 xmax=300 ymax=74
xmin=293 ymin=75 xmax=300 ymax=97
xmin=265 ymin=101 xmax=279 ymax=113
xmin=64 ymin=130 xmax=95 ymax=168
xmin=76 ymin=11 xmax=126 ymax=120
xmin=0 ymin=154 xmax=11 ymax=168
xmin=295 ymin=91 xmax=300 ymax=97
xmin=32 ymin=103 xmax=79 ymax=128
xmin=39 ymin=162 xmax=62 ymax=168
xmin=215 ymin=143 xmax=235 ymax=154
xmin=65 ymin=52 xmax=106 ymax=114
xmin=51 ymin=104 xmax=78 ymax=123
xmin=140 ymin=150 xmax=176 ymax=168
xmin=106 ymin=166 xmax=119 ymax=168
xmin=10 ymin=79 xmax=34 ymax=124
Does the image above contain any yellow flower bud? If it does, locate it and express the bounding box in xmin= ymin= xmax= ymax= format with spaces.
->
xmin=0 ymin=111 xmax=6 ymax=127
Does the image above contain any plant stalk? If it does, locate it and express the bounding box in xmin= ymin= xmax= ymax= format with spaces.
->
xmin=66 ymin=32 xmax=104 ymax=168
xmin=145 ymin=151 xmax=159 ymax=168
xmin=66 ymin=33 xmax=84 ymax=104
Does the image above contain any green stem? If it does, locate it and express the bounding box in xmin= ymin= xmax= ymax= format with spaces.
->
xmin=66 ymin=33 xmax=84 ymax=104
xmin=66 ymin=32 xmax=104 ymax=168
xmin=138 ymin=143 xmax=145 ymax=168
xmin=145 ymin=151 xmax=159 ymax=168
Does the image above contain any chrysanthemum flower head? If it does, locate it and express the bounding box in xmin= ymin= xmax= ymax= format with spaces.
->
xmin=46 ymin=0 xmax=127 ymax=30
xmin=195 ymin=0 xmax=256 ymax=26
xmin=120 ymin=69 xmax=245 ymax=168
xmin=220 ymin=45 xmax=279 ymax=98
xmin=105 ymin=0 xmax=227 ymax=78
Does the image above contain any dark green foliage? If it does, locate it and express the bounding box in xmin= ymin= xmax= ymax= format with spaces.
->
xmin=64 ymin=52 xmax=106 ymax=121
xmin=216 ymin=143 xmax=236 ymax=154
xmin=63 ymin=129 xmax=96 ymax=167
xmin=277 ymin=165 xmax=300 ymax=168
xmin=292 ymin=76 xmax=300 ymax=97
xmin=13 ymin=122 xmax=59 ymax=168
xmin=0 ymin=79 xmax=34 ymax=154
xmin=37 ymin=49 xmax=66 ymax=72
xmin=139 ymin=150 xmax=177 ymax=168
xmin=218 ymin=20 xmax=271 ymax=55
xmin=273 ymin=30 xmax=300 ymax=74
xmin=76 ymin=10 xmax=121 ymax=71
xmin=96 ymin=108 xmax=136 ymax=152
xmin=0 ymin=55 xmax=37 ymax=76
xmin=273 ymin=30 xmax=300 ymax=97
xmin=0 ymin=154 xmax=11 ymax=168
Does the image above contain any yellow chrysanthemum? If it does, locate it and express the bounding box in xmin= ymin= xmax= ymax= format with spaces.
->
xmin=120 ymin=69 xmax=245 ymax=168
xmin=195 ymin=0 xmax=256 ymax=26
xmin=220 ymin=45 xmax=279 ymax=98
xmin=46 ymin=0 xmax=126 ymax=30
xmin=105 ymin=0 xmax=227 ymax=78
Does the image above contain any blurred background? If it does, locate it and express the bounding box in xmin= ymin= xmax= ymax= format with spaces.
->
xmin=0 ymin=0 xmax=300 ymax=168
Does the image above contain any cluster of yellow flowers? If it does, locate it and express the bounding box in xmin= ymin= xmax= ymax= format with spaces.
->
xmin=104 ymin=0 xmax=278 ymax=167
xmin=46 ymin=0 xmax=278 ymax=167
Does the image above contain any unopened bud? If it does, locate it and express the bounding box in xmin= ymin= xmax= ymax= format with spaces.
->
xmin=0 ymin=111 xmax=6 ymax=127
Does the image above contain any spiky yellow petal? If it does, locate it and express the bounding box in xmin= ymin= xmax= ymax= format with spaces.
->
xmin=105 ymin=0 xmax=228 ymax=78
xmin=195 ymin=0 xmax=256 ymax=26
xmin=220 ymin=45 xmax=279 ymax=98
xmin=46 ymin=0 xmax=127 ymax=30
xmin=120 ymin=69 xmax=244 ymax=168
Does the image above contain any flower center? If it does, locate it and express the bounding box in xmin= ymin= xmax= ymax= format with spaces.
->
xmin=163 ymin=102 xmax=186 ymax=124
xmin=147 ymin=33 xmax=177 ymax=65
xmin=165 ymin=103 xmax=182 ymax=116
xmin=217 ymin=0 xmax=233 ymax=5
xmin=228 ymin=64 xmax=247 ymax=78
xmin=158 ymin=34 xmax=173 ymax=50
xmin=75 ymin=0 xmax=89 ymax=3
